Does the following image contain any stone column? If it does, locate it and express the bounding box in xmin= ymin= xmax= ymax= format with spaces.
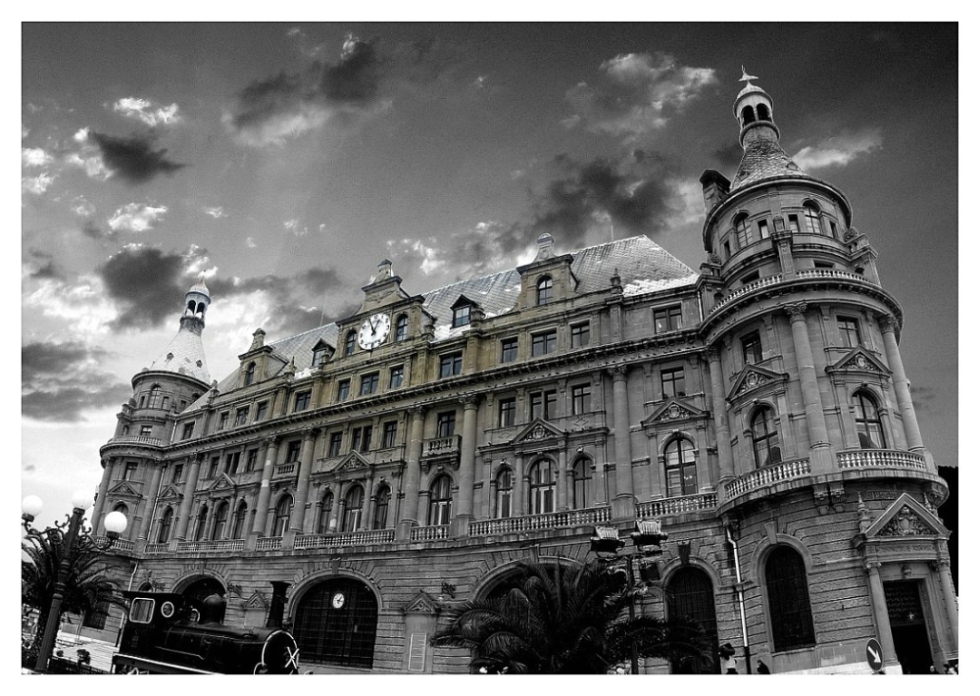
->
xmin=879 ymin=316 xmax=926 ymax=455
xmin=137 ymin=463 xmax=164 ymax=540
xmin=937 ymin=559 xmax=959 ymax=652
xmin=174 ymin=455 xmax=202 ymax=540
xmin=514 ymin=454 xmax=526 ymax=516
xmin=252 ymin=437 xmax=280 ymax=535
xmin=452 ymin=396 xmax=480 ymax=536
xmin=866 ymin=561 xmax=899 ymax=670
xmin=557 ymin=448 xmax=568 ymax=511
xmin=785 ymin=303 xmax=834 ymax=473
xmin=706 ymin=348 xmax=735 ymax=482
xmin=609 ymin=365 xmax=635 ymax=519
xmin=396 ymin=407 xmax=426 ymax=540
xmin=289 ymin=428 xmax=320 ymax=532
xmin=91 ymin=458 xmax=113 ymax=535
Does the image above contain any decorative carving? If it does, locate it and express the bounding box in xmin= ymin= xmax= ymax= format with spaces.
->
xmin=829 ymin=484 xmax=846 ymax=513
xmin=922 ymin=483 xmax=947 ymax=511
xmin=857 ymin=494 xmax=871 ymax=533
xmin=608 ymin=364 xmax=629 ymax=379
xmin=784 ymin=301 xmax=808 ymax=320
xmin=402 ymin=590 xmax=441 ymax=616
xmin=813 ymin=486 xmax=830 ymax=515
xmin=880 ymin=506 xmax=930 ymax=537
xmin=878 ymin=315 xmax=898 ymax=333
xmin=249 ymin=328 xmax=266 ymax=351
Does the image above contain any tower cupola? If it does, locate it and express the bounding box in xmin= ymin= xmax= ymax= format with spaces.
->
xmin=734 ymin=68 xmax=779 ymax=147
xmin=183 ymin=276 xmax=211 ymax=327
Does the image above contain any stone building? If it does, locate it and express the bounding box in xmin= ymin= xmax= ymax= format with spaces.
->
xmin=91 ymin=75 xmax=957 ymax=674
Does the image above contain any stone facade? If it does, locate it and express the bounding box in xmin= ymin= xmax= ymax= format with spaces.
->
xmin=92 ymin=76 xmax=956 ymax=674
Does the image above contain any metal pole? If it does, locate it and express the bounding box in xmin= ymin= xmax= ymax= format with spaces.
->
xmin=34 ymin=506 xmax=85 ymax=673
xmin=627 ymin=555 xmax=639 ymax=675
xmin=725 ymin=525 xmax=751 ymax=674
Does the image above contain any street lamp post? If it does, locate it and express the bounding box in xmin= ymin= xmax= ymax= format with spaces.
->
xmin=590 ymin=519 xmax=668 ymax=675
xmin=22 ymin=490 xmax=127 ymax=674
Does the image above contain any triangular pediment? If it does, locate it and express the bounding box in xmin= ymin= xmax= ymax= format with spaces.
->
xmin=206 ymin=473 xmax=236 ymax=492
xmin=243 ymin=591 xmax=267 ymax=611
xmin=866 ymin=493 xmax=949 ymax=539
xmin=512 ymin=418 xmax=565 ymax=445
xmin=108 ymin=481 xmax=140 ymax=497
xmin=402 ymin=590 xmax=440 ymax=616
xmin=157 ymin=484 xmax=182 ymax=502
xmin=450 ymin=294 xmax=479 ymax=310
xmin=727 ymin=364 xmax=788 ymax=401
xmin=826 ymin=347 xmax=891 ymax=376
xmin=336 ymin=451 xmax=371 ymax=472
xmin=642 ymin=399 xmax=708 ymax=427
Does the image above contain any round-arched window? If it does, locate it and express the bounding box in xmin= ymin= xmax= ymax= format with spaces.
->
xmin=429 ymin=475 xmax=453 ymax=526
xmin=666 ymin=567 xmax=719 ymax=674
xmin=293 ymin=578 xmax=378 ymax=668
xmin=804 ymin=203 xmax=822 ymax=235
xmin=751 ymin=407 xmax=782 ymax=468
xmin=158 ymin=507 xmax=174 ymax=543
xmin=395 ymin=314 xmax=409 ymax=341
xmin=765 ymin=546 xmax=815 ymax=651
xmin=571 ymin=457 xmax=593 ymax=509
xmin=495 ymin=468 xmax=513 ymax=519
xmin=194 ymin=504 xmax=208 ymax=541
xmin=853 ymin=391 xmax=886 ymax=449
xmin=536 ymin=276 xmax=553 ymax=306
xmin=343 ymin=485 xmax=364 ymax=532
xmin=211 ymin=501 xmax=229 ymax=541
xmin=231 ymin=501 xmax=248 ymax=539
xmin=317 ymin=490 xmax=334 ymax=535
xmin=372 ymin=485 xmax=391 ymax=530
xmin=272 ymin=496 xmax=292 ymax=537
xmin=665 ymin=438 xmax=697 ymax=497
xmin=528 ymin=459 xmax=556 ymax=515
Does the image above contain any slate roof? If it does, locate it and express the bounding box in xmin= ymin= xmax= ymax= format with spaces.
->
xmin=729 ymin=136 xmax=811 ymax=193
xmin=148 ymin=323 xmax=210 ymax=384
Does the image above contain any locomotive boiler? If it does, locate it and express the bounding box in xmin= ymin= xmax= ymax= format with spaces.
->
xmin=112 ymin=583 xmax=299 ymax=674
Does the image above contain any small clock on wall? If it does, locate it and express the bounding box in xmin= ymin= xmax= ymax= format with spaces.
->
xmin=331 ymin=592 xmax=346 ymax=609
xmin=357 ymin=312 xmax=391 ymax=350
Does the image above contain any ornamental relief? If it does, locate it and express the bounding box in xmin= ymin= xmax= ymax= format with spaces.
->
xmin=880 ymin=506 xmax=931 ymax=537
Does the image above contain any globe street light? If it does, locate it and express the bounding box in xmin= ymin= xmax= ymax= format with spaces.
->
xmin=22 ymin=490 xmax=127 ymax=673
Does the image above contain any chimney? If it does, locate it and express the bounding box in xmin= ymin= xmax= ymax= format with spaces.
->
xmin=699 ymin=170 xmax=731 ymax=214
xmin=266 ymin=581 xmax=290 ymax=629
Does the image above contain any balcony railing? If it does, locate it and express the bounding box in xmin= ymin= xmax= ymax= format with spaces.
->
xmin=636 ymin=493 xmax=717 ymax=519
xmin=422 ymin=435 xmax=460 ymax=458
xmin=176 ymin=539 xmax=245 ymax=554
xmin=145 ymin=543 xmax=169 ymax=554
xmin=99 ymin=537 xmax=135 ymax=554
xmin=709 ymin=269 xmax=881 ymax=317
xmin=105 ymin=435 xmax=164 ymax=447
xmin=273 ymin=462 xmax=297 ymax=478
xmin=256 ymin=536 xmax=282 ymax=551
xmin=724 ymin=457 xmax=811 ymax=499
xmin=708 ymin=273 xmax=784 ymax=316
xmin=295 ymin=529 xmax=395 ymax=549
xmin=837 ymin=449 xmax=926 ymax=471
xmin=468 ymin=507 xmax=611 ymax=537
xmin=794 ymin=268 xmax=880 ymax=287
xmin=410 ymin=524 xmax=450 ymax=541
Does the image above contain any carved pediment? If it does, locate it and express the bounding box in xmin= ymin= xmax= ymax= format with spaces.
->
xmin=108 ymin=481 xmax=140 ymax=498
xmin=157 ymin=484 xmax=183 ymax=502
xmin=642 ymin=399 xmax=707 ymax=427
xmin=727 ymin=364 xmax=788 ymax=402
xmin=206 ymin=473 xmax=237 ymax=493
xmin=827 ymin=347 xmax=891 ymax=377
xmin=336 ymin=451 xmax=372 ymax=473
xmin=866 ymin=493 xmax=949 ymax=539
xmin=242 ymin=591 xmax=267 ymax=611
xmin=402 ymin=590 xmax=440 ymax=616
xmin=512 ymin=418 xmax=565 ymax=445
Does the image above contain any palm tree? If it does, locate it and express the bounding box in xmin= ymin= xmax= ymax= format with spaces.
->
xmin=432 ymin=560 xmax=711 ymax=674
xmin=21 ymin=528 xmax=124 ymax=654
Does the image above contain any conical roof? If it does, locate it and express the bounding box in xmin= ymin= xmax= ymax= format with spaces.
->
xmin=149 ymin=322 xmax=210 ymax=384
xmin=729 ymin=136 xmax=811 ymax=193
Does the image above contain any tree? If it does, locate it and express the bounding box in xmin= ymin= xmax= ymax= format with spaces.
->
xmin=21 ymin=527 xmax=124 ymax=653
xmin=431 ymin=560 xmax=712 ymax=674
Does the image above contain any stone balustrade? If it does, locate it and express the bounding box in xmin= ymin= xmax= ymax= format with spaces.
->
xmin=295 ymin=529 xmax=395 ymax=549
xmin=636 ymin=493 xmax=717 ymax=519
xmin=794 ymin=268 xmax=880 ymax=286
xmin=837 ymin=449 xmax=926 ymax=470
xmin=708 ymin=273 xmax=784 ymax=315
xmin=145 ymin=543 xmax=169 ymax=554
xmin=423 ymin=435 xmax=460 ymax=458
xmin=724 ymin=457 xmax=811 ymax=499
xmin=256 ymin=536 xmax=283 ymax=551
xmin=175 ymin=539 xmax=245 ymax=553
xmin=105 ymin=435 xmax=164 ymax=447
xmin=468 ymin=506 xmax=611 ymax=537
xmin=273 ymin=462 xmax=297 ymax=478
xmin=410 ymin=524 xmax=450 ymax=541
xmin=709 ymin=269 xmax=881 ymax=318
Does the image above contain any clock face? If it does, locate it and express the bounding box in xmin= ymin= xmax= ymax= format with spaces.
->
xmin=332 ymin=592 xmax=346 ymax=609
xmin=357 ymin=312 xmax=391 ymax=350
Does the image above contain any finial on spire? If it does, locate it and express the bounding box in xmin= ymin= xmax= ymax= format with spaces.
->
xmin=739 ymin=66 xmax=759 ymax=84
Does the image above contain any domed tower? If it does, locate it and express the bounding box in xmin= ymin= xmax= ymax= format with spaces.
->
xmin=695 ymin=72 xmax=953 ymax=673
xmin=94 ymin=278 xmax=213 ymax=545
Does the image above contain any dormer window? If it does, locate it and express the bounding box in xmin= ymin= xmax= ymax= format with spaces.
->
xmin=244 ymin=362 xmax=256 ymax=386
xmin=344 ymin=330 xmax=356 ymax=356
xmin=312 ymin=342 xmax=328 ymax=368
xmin=536 ymin=276 xmax=553 ymax=306
xmin=452 ymin=305 xmax=471 ymax=328
xmin=395 ymin=314 xmax=409 ymax=341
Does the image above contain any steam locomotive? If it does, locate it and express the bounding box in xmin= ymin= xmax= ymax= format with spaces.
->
xmin=112 ymin=583 xmax=299 ymax=674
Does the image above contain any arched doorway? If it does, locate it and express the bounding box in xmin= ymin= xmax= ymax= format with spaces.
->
xmin=666 ymin=566 xmax=720 ymax=674
xmin=293 ymin=578 xmax=378 ymax=668
xmin=181 ymin=576 xmax=225 ymax=604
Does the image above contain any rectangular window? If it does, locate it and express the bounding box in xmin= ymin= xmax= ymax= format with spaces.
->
xmin=217 ymin=412 xmax=229 ymax=430
xmin=570 ymin=322 xmax=590 ymax=349
xmin=788 ymin=214 xmax=800 ymax=234
xmin=437 ymin=411 xmax=456 ymax=438
xmin=172 ymin=462 xmax=183 ymax=483
xmin=245 ymin=449 xmax=258 ymax=472
xmin=498 ymin=398 xmax=516 ymax=427
xmin=255 ymin=401 xmax=268 ymax=421
xmin=294 ymin=391 xmax=311 ymax=412
xmin=439 ymin=352 xmax=463 ymax=378
xmin=758 ymin=219 xmax=770 ymax=239
xmin=723 ymin=240 xmax=731 ymax=260
xmin=661 ymin=367 xmax=686 ymax=398
xmin=285 ymin=441 xmax=301 ymax=463
xmin=829 ymin=221 xmax=838 ymax=239
xmin=531 ymin=330 xmax=557 ymax=357
xmin=337 ymin=379 xmax=350 ymax=401
xmin=181 ymin=422 xmax=195 ymax=440
xmin=226 ymin=451 xmax=241 ymax=475
xmin=129 ymin=598 xmax=155 ymax=624
xmin=162 ymin=396 xmax=170 ymax=410
xmin=179 ymin=399 xmax=187 ymax=411
xmin=654 ymin=305 xmax=683 ymax=333
xmin=838 ymin=317 xmax=861 ymax=348
xmin=234 ymin=406 xmax=249 ymax=426
xmin=742 ymin=331 xmax=763 ymax=365
xmin=571 ymin=384 xmax=592 ymax=415
xmin=500 ymin=337 xmax=518 ymax=363
xmin=814 ymin=261 xmax=834 ymax=269
xmin=140 ymin=425 xmax=153 ymax=437
xmin=531 ymin=390 xmax=558 ymax=421
xmin=328 ymin=432 xmax=343 ymax=457
xmin=452 ymin=305 xmax=471 ymax=328
xmin=351 ymin=425 xmax=373 ymax=452
xmin=741 ymin=271 xmax=760 ymax=285
xmin=207 ymin=456 xmax=220 ymax=478
xmin=359 ymin=372 xmax=379 ymax=396
xmin=389 ymin=365 xmax=404 ymax=389
xmin=123 ymin=462 xmax=138 ymax=480
xmin=382 ymin=421 xmax=398 ymax=448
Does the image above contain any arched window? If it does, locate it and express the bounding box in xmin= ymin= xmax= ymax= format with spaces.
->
xmin=428 ymin=475 xmax=453 ymax=526
xmin=211 ymin=501 xmax=229 ymax=540
xmin=244 ymin=362 xmax=256 ymax=386
xmin=571 ymin=457 xmax=593 ymax=509
xmin=765 ymin=546 xmax=815 ymax=651
xmin=317 ymin=490 xmax=334 ymax=535
xmin=528 ymin=459 xmax=556 ymax=515
xmin=149 ymin=384 xmax=162 ymax=409
xmin=665 ymin=438 xmax=698 ymax=497
xmin=395 ymin=314 xmax=409 ymax=341
xmin=344 ymin=330 xmax=357 ymax=356
xmin=194 ymin=504 xmax=208 ymax=541
xmin=734 ymin=213 xmax=753 ymax=247
xmin=536 ymin=276 xmax=553 ymax=306
xmin=231 ymin=501 xmax=248 ymax=539
xmin=113 ymin=502 xmax=129 ymax=516
xmin=495 ymin=468 xmax=513 ymax=519
xmin=853 ymin=391 xmax=886 ymax=449
xmin=272 ymin=495 xmax=292 ymax=537
xmin=757 ymin=103 xmax=771 ymax=121
xmin=751 ymin=407 xmax=782 ymax=468
xmin=667 ymin=567 xmax=720 ymax=674
xmin=187 ymin=299 xmax=196 ymax=313
xmin=741 ymin=105 xmax=756 ymax=125
xmin=293 ymin=578 xmax=379 ymax=668
xmin=372 ymin=485 xmax=391 ymax=530
xmin=157 ymin=507 xmax=173 ymax=543
xmin=804 ymin=203 xmax=822 ymax=235
xmin=343 ymin=485 xmax=364 ymax=532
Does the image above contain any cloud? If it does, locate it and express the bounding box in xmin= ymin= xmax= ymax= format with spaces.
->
xmin=71 ymin=196 xmax=96 ymax=217
xmin=226 ymin=34 xmax=388 ymax=146
xmin=112 ymin=97 xmax=182 ymax=127
xmin=284 ymin=218 xmax=308 ymax=236
xmin=107 ymin=203 xmax=168 ymax=233
xmin=89 ymin=131 xmax=186 ymax=184
xmin=22 ymin=341 xmax=131 ymax=422
xmin=203 ymin=206 xmax=227 ymax=219
xmin=65 ymin=151 xmax=110 ymax=180
xmin=565 ymin=52 xmax=716 ymax=140
xmin=391 ymin=221 xmax=531 ymax=281
xmin=22 ymin=147 xmax=53 ymax=167
xmin=792 ymin=130 xmax=883 ymax=170
xmin=245 ymin=237 xmax=257 ymax=248
xmin=23 ymin=172 xmax=55 ymax=194
xmin=23 ymin=249 xmax=61 ymax=280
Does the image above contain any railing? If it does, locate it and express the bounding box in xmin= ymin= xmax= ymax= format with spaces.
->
xmin=295 ymin=529 xmax=395 ymax=549
xmin=709 ymin=269 xmax=882 ymax=317
xmin=724 ymin=457 xmax=811 ymax=499
xmin=410 ymin=524 xmax=450 ymax=541
xmin=105 ymin=435 xmax=164 ymax=447
xmin=145 ymin=543 xmax=169 ymax=554
xmin=99 ymin=537 xmax=135 ymax=553
xmin=708 ymin=273 xmax=783 ymax=315
xmin=273 ymin=462 xmax=297 ymax=478
xmin=176 ymin=539 xmax=245 ymax=553
xmin=423 ymin=435 xmax=460 ymax=458
xmin=636 ymin=493 xmax=717 ymax=518
xmin=794 ymin=268 xmax=880 ymax=286
xmin=256 ymin=536 xmax=283 ymax=551
xmin=468 ymin=507 xmax=611 ymax=537
xmin=837 ymin=449 xmax=926 ymax=471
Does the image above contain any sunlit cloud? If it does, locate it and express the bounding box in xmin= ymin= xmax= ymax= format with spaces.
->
xmin=246 ymin=237 xmax=257 ymax=248
xmin=112 ymin=97 xmax=183 ymax=127
xmin=203 ymin=206 xmax=228 ymax=219
xmin=23 ymin=172 xmax=55 ymax=194
xmin=71 ymin=196 xmax=96 ymax=217
xmin=793 ymin=130 xmax=883 ymax=170
xmin=284 ymin=219 xmax=308 ymax=236
xmin=107 ymin=203 xmax=169 ymax=233
xmin=23 ymin=147 xmax=53 ymax=167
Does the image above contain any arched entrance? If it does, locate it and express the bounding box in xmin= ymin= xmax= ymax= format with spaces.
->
xmin=293 ymin=578 xmax=378 ymax=668
xmin=181 ymin=576 xmax=225 ymax=603
xmin=666 ymin=566 xmax=720 ymax=674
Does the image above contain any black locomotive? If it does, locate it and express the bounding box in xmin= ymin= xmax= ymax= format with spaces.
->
xmin=112 ymin=583 xmax=299 ymax=674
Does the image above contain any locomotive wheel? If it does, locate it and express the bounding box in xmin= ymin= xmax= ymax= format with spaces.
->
xmin=253 ymin=662 xmax=269 ymax=674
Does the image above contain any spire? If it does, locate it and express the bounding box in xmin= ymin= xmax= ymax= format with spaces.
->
xmin=147 ymin=278 xmax=212 ymax=384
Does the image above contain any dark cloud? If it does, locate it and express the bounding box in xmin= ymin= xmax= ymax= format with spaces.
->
xmin=98 ymin=246 xmax=189 ymax=329
xmin=25 ymin=248 xmax=61 ymax=279
xmin=22 ymin=341 xmax=131 ymax=422
xmin=81 ymin=220 xmax=113 ymax=240
xmin=89 ymin=131 xmax=186 ymax=184
xmin=911 ymin=385 xmax=937 ymax=411
xmin=712 ymin=142 xmax=744 ymax=172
